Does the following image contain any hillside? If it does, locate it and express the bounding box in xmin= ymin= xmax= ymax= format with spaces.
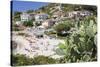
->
xmin=13 ymin=3 xmax=97 ymax=21
xmin=33 ymin=3 xmax=97 ymax=15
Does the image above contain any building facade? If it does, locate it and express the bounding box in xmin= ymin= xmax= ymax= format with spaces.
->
xmin=20 ymin=12 xmax=32 ymax=22
xmin=35 ymin=14 xmax=48 ymax=22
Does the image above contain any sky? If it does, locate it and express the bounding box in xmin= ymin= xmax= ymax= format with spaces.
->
xmin=12 ymin=1 xmax=49 ymax=12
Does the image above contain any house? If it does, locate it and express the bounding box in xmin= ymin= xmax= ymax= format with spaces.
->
xmin=66 ymin=10 xmax=91 ymax=19
xmin=20 ymin=12 xmax=33 ymax=22
xmin=35 ymin=13 xmax=48 ymax=22
xmin=42 ymin=19 xmax=55 ymax=28
xmin=66 ymin=11 xmax=78 ymax=18
xmin=33 ymin=26 xmax=45 ymax=38
xmin=79 ymin=10 xmax=91 ymax=17
xmin=29 ymin=13 xmax=36 ymax=20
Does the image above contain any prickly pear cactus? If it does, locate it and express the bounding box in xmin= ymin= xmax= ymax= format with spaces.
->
xmin=55 ymin=18 xmax=97 ymax=62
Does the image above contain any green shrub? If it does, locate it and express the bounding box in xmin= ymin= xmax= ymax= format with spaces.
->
xmin=23 ymin=20 xmax=33 ymax=27
xmin=54 ymin=21 xmax=73 ymax=36
xmin=11 ymin=54 xmax=57 ymax=66
xmin=12 ymin=27 xmax=20 ymax=31
xmin=35 ymin=22 xmax=41 ymax=26
xmin=12 ymin=25 xmax=21 ymax=31
xmin=11 ymin=54 xmax=34 ymax=66
xmin=33 ymin=55 xmax=56 ymax=65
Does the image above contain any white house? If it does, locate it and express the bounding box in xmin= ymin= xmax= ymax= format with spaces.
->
xmin=20 ymin=12 xmax=32 ymax=22
xmin=42 ymin=19 xmax=55 ymax=28
xmin=33 ymin=26 xmax=45 ymax=37
xmin=35 ymin=13 xmax=48 ymax=22
xmin=80 ymin=11 xmax=91 ymax=17
xmin=66 ymin=10 xmax=91 ymax=18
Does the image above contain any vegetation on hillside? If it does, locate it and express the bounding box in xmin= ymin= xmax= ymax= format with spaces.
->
xmin=13 ymin=3 xmax=97 ymax=21
xmin=23 ymin=20 xmax=33 ymax=27
xmin=11 ymin=54 xmax=34 ymax=66
xmin=55 ymin=17 xmax=97 ymax=63
xmin=54 ymin=21 xmax=73 ymax=36
xmin=11 ymin=54 xmax=57 ymax=66
xmin=13 ymin=11 xmax=22 ymax=21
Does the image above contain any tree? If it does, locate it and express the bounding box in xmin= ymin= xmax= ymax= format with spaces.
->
xmin=23 ymin=20 xmax=33 ymax=27
xmin=82 ymin=5 xmax=97 ymax=14
xmin=13 ymin=11 xmax=22 ymax=21
xmin=54 ymin=21 xmax=73 ymax=36
xmin=27 ymin=10 xmax=34 ymax=13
